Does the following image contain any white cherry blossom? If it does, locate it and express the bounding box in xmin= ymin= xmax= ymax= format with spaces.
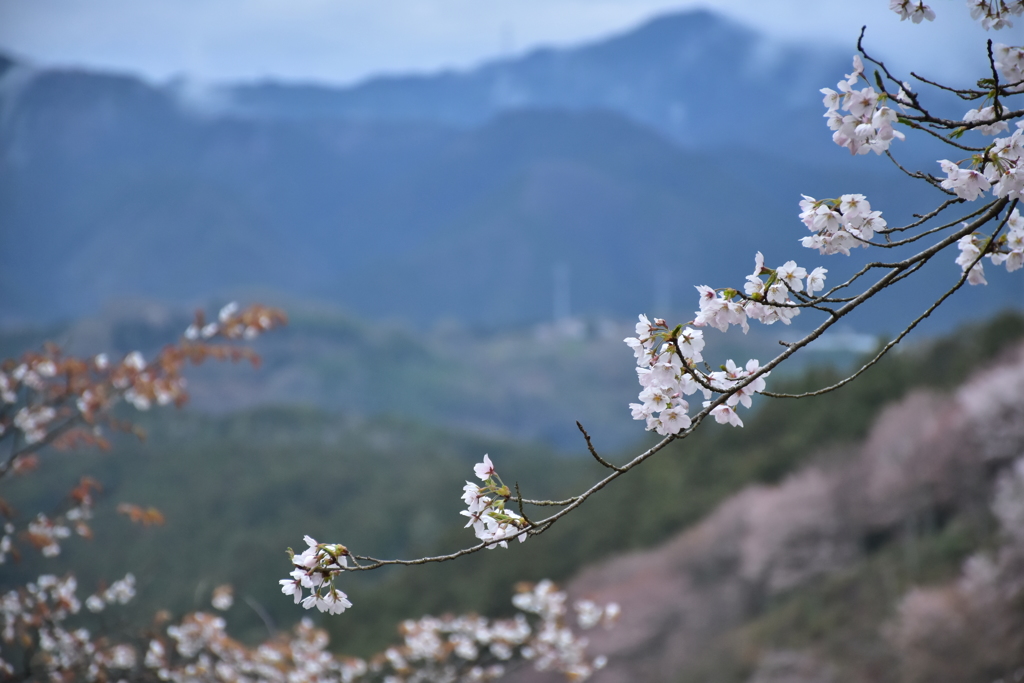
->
xmin=940 ymin=160 xmax=992 ymax=200
xmin=822 ymin=57 xmax=906 ymax=155
xmin=776 ymin=261 xmax=807 ymax=293
xmin=994 ymin=43 xmax=1024 ymax=85
xmin=807 ymin=267 xmax=829 ymax=294
xmin=709 ymin=404 xmax=744 ymax=427
xmin=965 ymin=106 xmax=1010 ymax=135
xmin=474 ymin=454 xmax=496 ymax=481
xmin=890 ymin=0 xmax=936 ymax=22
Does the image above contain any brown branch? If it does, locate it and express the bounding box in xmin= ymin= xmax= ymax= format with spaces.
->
xmin=514 ymin=483 xmax=535 ymax=527
xmin=0 ymin=416 xmax=82 ymax=483
xmin=576 ymin=421 xmax=624 ymax=472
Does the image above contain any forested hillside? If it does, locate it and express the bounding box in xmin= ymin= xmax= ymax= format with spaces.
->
xmin=561 ymin=316 xmax=1024 ymax=683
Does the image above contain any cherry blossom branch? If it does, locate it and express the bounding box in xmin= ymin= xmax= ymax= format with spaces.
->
xmin=286 ymin=218 xmax=1016 ymax=619
xmin=281 ymin=16 xmax=1024 ymax=627
xmin=328 ymin=264 xmax=955 ymax=571
xmin=767 ymin=198 xmax=1016 ymax=399
xmin=815 ymin=198 xmax=1002 ymax=302
xmin=348 ymin=191 xmax=1009 ymax=558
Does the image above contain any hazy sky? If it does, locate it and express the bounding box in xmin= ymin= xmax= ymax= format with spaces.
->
xmin=0 ymin=0 xmax=995 ymax=86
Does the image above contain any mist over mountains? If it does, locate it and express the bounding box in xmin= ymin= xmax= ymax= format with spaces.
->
xmin=1 ymin=9 xmax=1018 ymax=330
xmin=222 ymin=10 xmax=845 ymax=158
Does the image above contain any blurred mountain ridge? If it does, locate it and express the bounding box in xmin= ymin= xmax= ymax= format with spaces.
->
xmin=1 ymin=8 xmax=1018 ymax=330
xmin=218 ymin=9 xmax=847 ymax=159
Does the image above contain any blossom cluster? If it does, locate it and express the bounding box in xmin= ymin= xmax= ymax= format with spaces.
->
xmin=940 ymin=123 xmax=1024 ymax=202
xmin=11 ymin=406 xmax=56 ymax=445
xmin=621 ymin=239 xmax=837 ymax=433
xmin=184 ymin=301 xmax=282 ymax=341
xmin=800 ymin=193 xmax=885 ymax=255
xmin=0 ymin=516 xmax=131 ymax=678
xmin=279 ymin=535 xmax=353 ymax=615
xmin=0 ymin=523 xmax=13 ymax=565
xmin=9 ymin=477 xmax=101 ymax=562
xmin=3 ymin=574 xmax=617 ymax=682
xmin=625 ymin=315 xmax=770 ymax=433
xmin=210 ymin=584 xmax=234 ymax=611
xmin=694 ymin=252 xmax=826 ymax=334
xmin=891 ymin=0 xmax=1023 ymax=27
xmin=509 ymin=579 xmax=619 ymax=679
xmin=967 ymin=0 xmax=1024 ymax=29
xmin=956 ymin=208 xmax=1024 ymax=284
xmin=26 ymin=513 xmax=73 ymax=558
xmin=160 ymin=580 xmax=615 ymax=683
xmin=963 ymin=105 xmax=1010 ymax=136
xmin=84 ymin=573 xmax=137 ymax=613
xmin=821 ymin=56 xmax=905 ymax=156
xmin=366 ymin=580 xmax=616 ymax=681
xmin=995 ymin=43 xmax=1024 ymax=85
xmin=625 ymin=316 xmax=704 ymax=435
xmin=1 ymin=572 xmax=128 ymax=679
xmin=889 ymin=0 xmax=936 ymax=23
xmin=461 ymin=454 xmax=529 ymax=548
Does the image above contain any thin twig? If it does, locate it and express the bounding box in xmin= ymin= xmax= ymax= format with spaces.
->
xmin=881 ymin=196 xmax=970 ymax=234
xmin=576 ymin=421 xmax=624 ymax=472
xmin=910 ymin=71 xmax=986 ymax=98
xmin=510 ymin=496 xmax=579 ymax=507
xmin=882 ymin=150 xmax=958 ymax=195
xmin=514 ymin=483 xmax=536 ymax=527
xmin=897 ymin=118 xmax=987 ymax=154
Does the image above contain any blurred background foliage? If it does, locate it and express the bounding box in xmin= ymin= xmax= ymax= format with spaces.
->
xmin=4 ymin=310 xmax=1021 ymax=658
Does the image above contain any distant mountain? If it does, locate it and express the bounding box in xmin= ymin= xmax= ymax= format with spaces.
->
xmin=222 ymin=10 xmax=850 ymax=161
xmin=0 ymin=8 xmax=1017 ymax=331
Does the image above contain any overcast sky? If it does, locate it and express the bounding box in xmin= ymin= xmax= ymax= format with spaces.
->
xmin=0 ymin=0 xmax=996 ymax=87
